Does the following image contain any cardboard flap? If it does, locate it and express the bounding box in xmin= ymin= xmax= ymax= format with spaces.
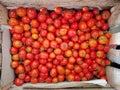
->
xmin=0 ymin=25 xmax=14 ymax=88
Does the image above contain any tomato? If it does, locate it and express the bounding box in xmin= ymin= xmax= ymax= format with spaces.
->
xmin=65 ymin=50 xmax=72 ymax=57
xmin=60 ymin=58 xmax=68 ymax=66
xmin=30 ymin=19 xmax=39 ymax=28
xmin=54 ymin=7 xmax=62 ymax=14
xmin=9 ymin=9 xmax=17 ymax=18
xmin=31 ymin=60 xmax=39 ymax=69
xmin=90 ymin=51 xmax=96 ymax=59
xmin=91 ymin=30 xmax=99 ymax=39
xmin=85 ymin=59 xmax=92 ymax=65
xmin=18 ymin=50 xmax=26 ymax=60
xmin=43 ymin=39 xmax=49 ymax=48
xmin=37 ymin=13 xmax=47 ymax=22
xmin=38 ymin=76 xmax=45 ymax=82
xmin=26 ymin=53 xmax=34 ymax=60
xmin=32 ymin=41 xmax=41 ymax=49
xmin=40 ymin=52 xmax=48 ymax=59
xmin=73 ymin=43 xmax=80 ymax=50
xmin=63 ymin=10 xmax=72 ymax=20
xmin=50 ymin=41 xmax=58 ymax=48
xmin=101 ymin=10 xmax=111 ymax=20
xmin=102 ymin=23 xmax=109 ymax=30
xmin=104 ymin=45 xmax=110 ymax=52
xmin=46 ymin=17 xmax=53 ymax=24
xmin=75 ymin=10 xmax=82 ymax=21
xmin=8 ymin=18 xmax=19 ymax=26
xmin=68 ymin=57 xmax=75 ymax=64
xmin=24 ymin=23 xmax=30 ymax=31
xmin=12 ymin=54 xmax=19 ymax=61
xmin=18 ymin=73 xmax=26 ymax=80
xmin=96 ymin=20 xmax=103 ymax=28
xmin=50 ymin=11 xmax=58 ymax=19
xmin=25 ymin=38 xmax=34 ymax=46
xmin=60 ymin=42 xmax=68 ymax=51
xmin=79 ymin=21 xmax=87 ymax=32
xmin=54 ymin=48 xmax=61 ymax=55
xmin=79 ymin=50 xmax=86 ymax=58
xmin=10 ymin=47 xmax=18 ymax=54
xmin=49 ymin=52 xmax=56 ymax=59
xmin=88 ymin=39 xmax=97 ymax=48
xmin=57 ymin=65 xmax=65 ymax=75
xmin=70 ymin=22 xmax=78 ymax=30
xmin=66 ymin=63 xmax=74 ymax=70
xmin=14 ymin=78 xmax=24 ymax=86
xmin=68 ymin=29 xmax=76 ymax=37
xmin=11 ymin=61 xmax=19 ymax=68
xmin=82 ymin=12 xmax=92 ymax=21
xmin=87 ymin=18 xmax=96 ymax=28
xmin=73 ymin=50 xmax=79 ymax=58
xmin=13 ymin=40 xmax=22 ymax=48
xmin=96 ymin=50 xmax=105 ymax=58
xmin=47 ymin=33 xmax=55 ymax=41
xmin=45 ymin=77 xmax=52 ymax=83
xmin=82 ymin=6 xmax=89 ymax=12
xmin=40 ymin=7 xmax=48 ymax=14
xmin=80 ymin=42 xmax=89 ymax=49
xmin=30 ymin=69 xmax=39 ymax=78
xmin=14 ymin=25 xmax=23 ymax=34
xmin=59 ymin=28 xmax=68 ymax=36
xmin=50 ymin=68 xmax=57 ymax=77
xmin=52 ymin=77 xmax=58 ymax=83
xmin=98 ymin=35 xmax=108 ymax=44
xmin=58 ymin=75 xmax=65 ymax=82
xmin=30 ymin=78 xmax=38 ymax=84
xmin=16 ymin=7 xmax=26 ymax=17
xmin=74 ymin=74 xmax=81 ymax=81
xmin=22 ymin=16 xmax=30 ymax=24
xmin=74 ymin=65 xmax=82 ymax=73
xmin=16 ymin=65 xmax=25 ymax=74
xmin=24 ymin=59 xmax=31 ymax=66
xmin=27 ymin=8 xmax=37 ymax=19
xmin=93 ymin=8 xmax=99 ymax=15
xmin=66 ymin=74 xmax=74 ymax=81
xmin=54 ymin=19 xmax=61 ymax=28
xmin=24 ymin=31 xmax=31 ymax=38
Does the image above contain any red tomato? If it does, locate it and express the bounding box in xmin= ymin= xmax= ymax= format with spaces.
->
xmin=54 ymin=19 xmax=61 ymax=28
xmin=47 ymin=33 xmax=55 ymax=41
xmin=26 ymin=53 xmax=34 ymax=60
xmin=31 ymin=60 xmax=39 ymax=69
xmin=27 ymin=8 xmax=37 ymax=19
xmin=50 ymin=11 xmax=58 ymax=19
xmin=93 ymin=8 xmax=99 ymax=15
xmin=75 ymin=10 xmax=82 ymax=21
xmin=54 ymin=7 xmax=63 ymax=14
xmin=30 ymin=69 xmax=39 ymax=78
xmin=40 ymin=7 xmax=48 ymax=14
xmin=40 ymin=66 xmax=48 ymax=73
xmin=10 ymin=47 xmax=18 ymax=54
xmin=30 ymin=78 xmax=38 ymax=84
xmin=9 ymin=9 xmax=18 ymax=18
xmin=8 ymin=18 xmax=19 ymax=26
xmin=60 ymin=42 xmax=68 ymax=51
xmin=37 ymin=13 xmax=47 ymax=22
xmin=18 ymin=50 xmax=26 ymax=60
xmin=22 ymin=16 xmax=30 ymax=24
xmin=18 ymin=73 xmax=26 ymax=80
xmin=68 ymin=29 xmax=76 ymax=37
xmin=16 ymin=65 xmax=25 ymax=74
xmin=63 ymin=10 xmax=72 ymax=20
xmin=39 ymin=52 xmax=48 ymax=59
xmin=30 ymin=19 xmax=39 ymax=28
xmin=79 ymin=21 xmax=87 ymax=32
xmin=32 ymin=41 xmax=41 ymax=49
xmin=102 ymin=23 xmax=109 ymax=30
xmin=74 ymin=74 xmax=81 ymax=81
xmin=24 ymin=75 xmax=31 ymax=82
xmin=101 ymin=10 xmax=111 ymax=20
xmin=50 ymin=68 xmax=57 ymax=77
xmin=25 ymin=38 xmax=34 ymax=46
xmin=82 ymin=12 xmax=92 ymax=21
xmin=14 ymin=78 xmax=24 ymax=86
xmin=87 ymin=18 xmax=96 ymax=28
xmin=46 ymin=77 xmax=52 ymax=83
xmin=74 ymin=65 xmax=82 ymax=73
xmin=82 ymin=6 xmax=89 ymax=12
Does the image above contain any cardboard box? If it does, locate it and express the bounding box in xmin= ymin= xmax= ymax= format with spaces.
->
xmin=0 ymin=0 xmax=120 ymax=90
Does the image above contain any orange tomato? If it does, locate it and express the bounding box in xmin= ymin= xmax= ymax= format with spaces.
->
xmin=16 ymin=7 xmax=26 ymax=17
xmin=79 ymin=50 xmax=86 ymax=58
xmin=98 ymin=35 xmax=108 ymax=44
xmin=24 ymin=24 xmax=30 ymax=31
xmin=65 ymin=50 xmax=72 ymax=57
xmin=54 ymin=48 xmax=62 ymax=55
xmin=59 ymin=28 xmax=68 ymax=36
xmin=80 ymin=42 xmax=89 ymax=49
xmin=8 ymin=18 xmax=19 ymax=26
xmin=31 ymin=28 xmax=39 ymax=34
xmin=89 ymin=39 xmax=97 ymax=48
xmin=13 ymin=40 xmax=22 ymax=48
xmin=12 ymin=54 xmax=19 ymax=61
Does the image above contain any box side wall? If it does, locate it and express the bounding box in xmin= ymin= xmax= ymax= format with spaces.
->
xmin=0 ymin=0 xmax=118 ymax=10
xmin=1 ymin=25 xmax=14 ymax=88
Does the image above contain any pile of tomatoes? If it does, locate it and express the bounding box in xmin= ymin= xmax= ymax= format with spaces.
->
xmin=8 ymin=6 xmax=111 ymax=86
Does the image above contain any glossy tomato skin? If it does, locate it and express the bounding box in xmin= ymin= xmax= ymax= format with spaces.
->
xmin=27 ymin=8 xmax=37 ymax=19
xmin=14 ymin=78 xmax=24 ymax=86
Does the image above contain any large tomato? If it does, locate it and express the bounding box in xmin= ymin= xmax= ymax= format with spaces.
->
xmin=101 ymin=10 xmax=111 ymax=20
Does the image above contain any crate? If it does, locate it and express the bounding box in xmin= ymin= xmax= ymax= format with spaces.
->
xmin=0 ymin=0 xmax=120 ymax=90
